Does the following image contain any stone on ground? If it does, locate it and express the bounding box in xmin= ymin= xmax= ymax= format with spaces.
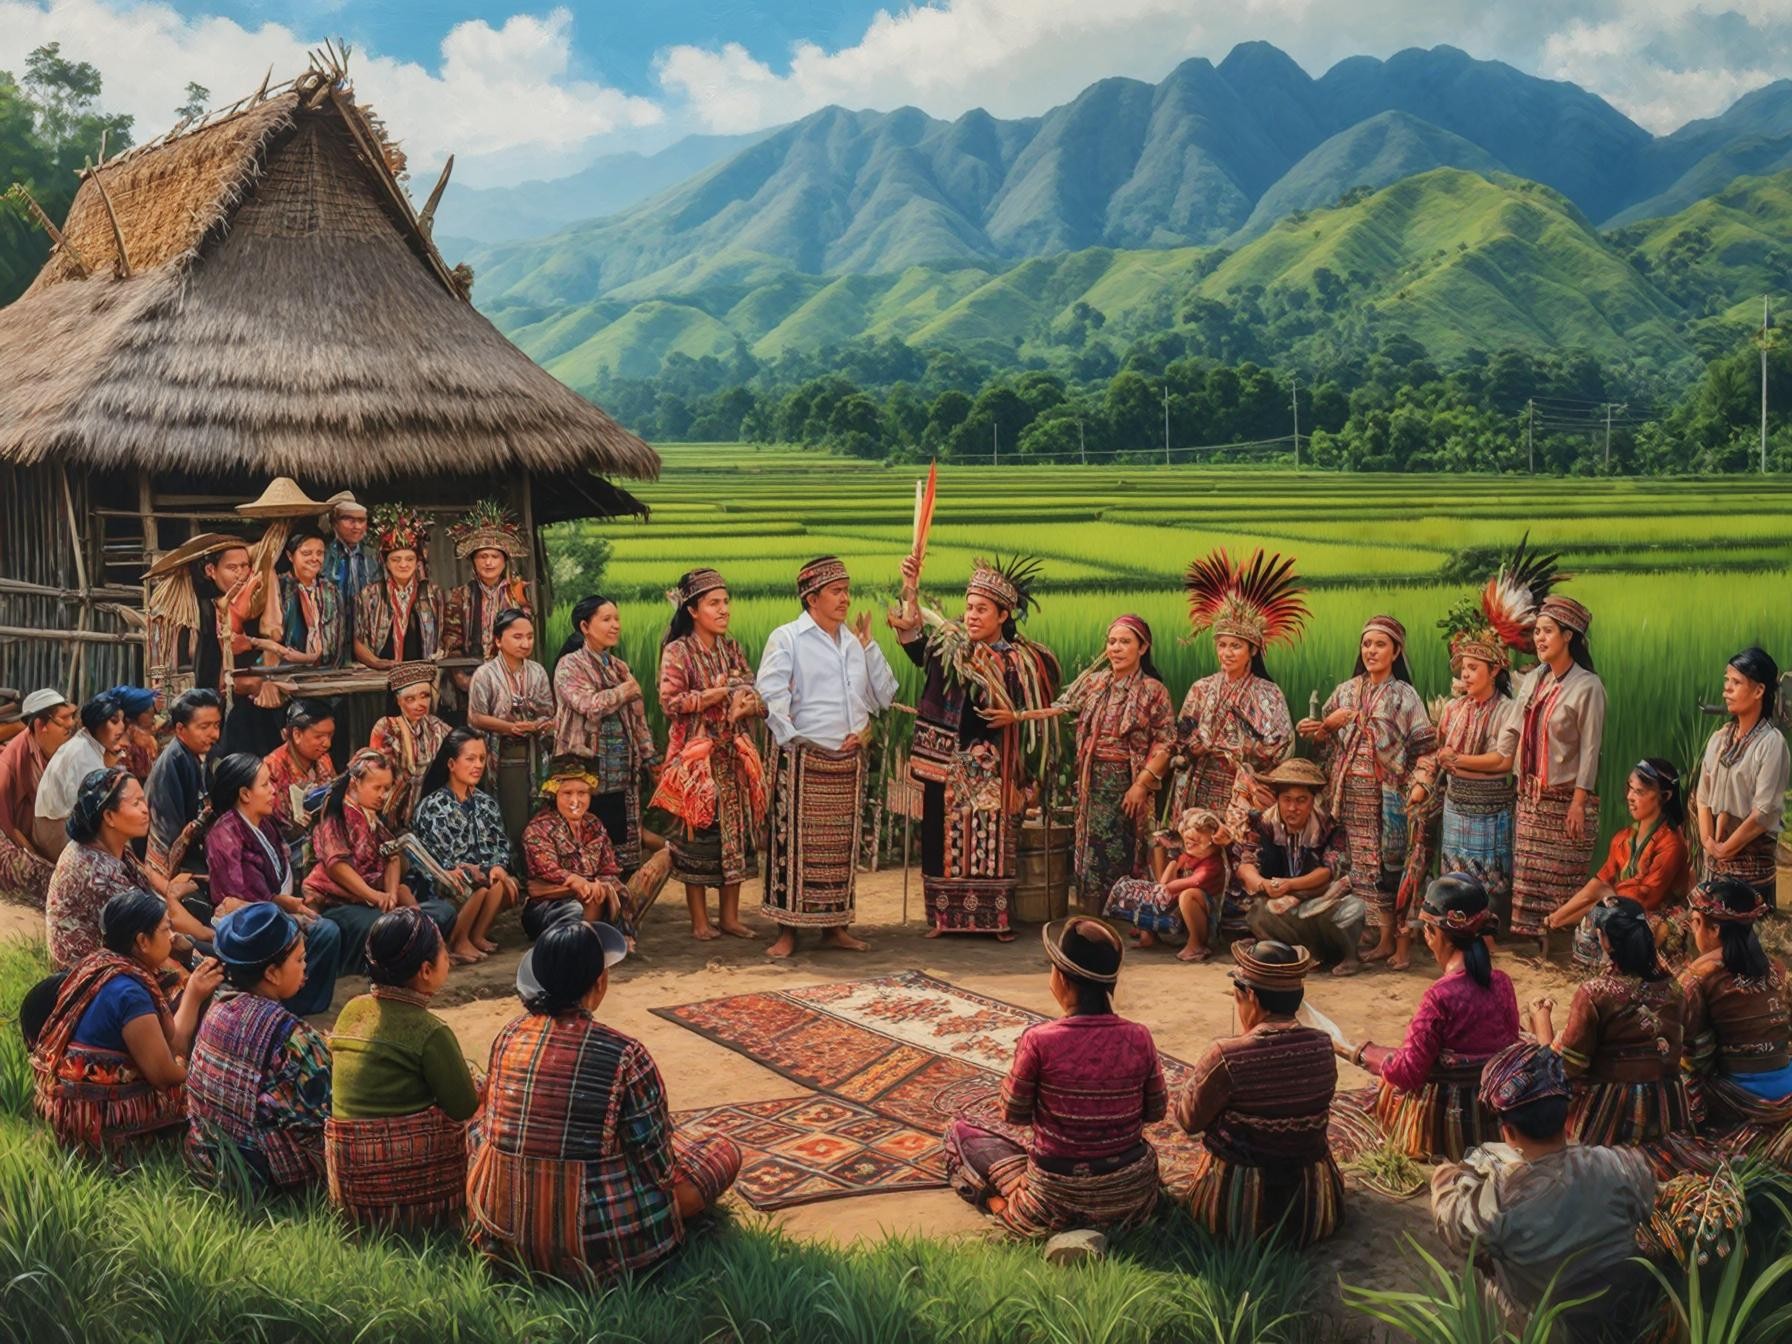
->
xmin=1044 ymin=1229 xmax=1107 ymax=1265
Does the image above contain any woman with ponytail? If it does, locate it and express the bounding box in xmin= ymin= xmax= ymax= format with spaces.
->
xmin=1530 ymin=896 xmax=1691 ymax=1146
xmin=326 ymin=907 xmax=479 ymax=1230
xmin=1678 ymin=877 xmax=1792 ymax=1157
xmin=1344 ymin=873 xmax=1519 ymax=1160
xmin=552 ymin=594 xmax=660 ymax=874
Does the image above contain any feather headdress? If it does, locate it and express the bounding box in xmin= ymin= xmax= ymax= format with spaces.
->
xmin=1439 ymin=534 xmax=1567 ymax=669
xmin=966 ymin=554 xmax=1045 ymax=622
xmin=1182 ymin=548 xmax=1308 ymax=650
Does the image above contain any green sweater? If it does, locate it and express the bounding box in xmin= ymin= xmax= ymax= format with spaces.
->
xmin=329 ymin=987 xmax=480 ymax=1121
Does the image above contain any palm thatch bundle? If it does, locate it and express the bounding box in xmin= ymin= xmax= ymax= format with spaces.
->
xmin=0 ymin=62 xmax=657 ymax=516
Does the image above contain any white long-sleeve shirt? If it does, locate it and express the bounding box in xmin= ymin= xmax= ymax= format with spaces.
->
xmin=756 ymin=611 xmax=899 ymax=751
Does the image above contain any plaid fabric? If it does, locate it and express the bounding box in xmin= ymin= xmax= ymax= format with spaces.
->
xmin=32 ymin=953 xmax=185 ymax=1156
xmin=326 ymin=1107 xmax=468 ymax=1230
xmin=468 ymin=1011 xmax=738 ymax=1282
xmin=186 ymin=990 xmax=330 ymax=1191
xmin=943 ymin=1120 xmax=1160 ymax=1239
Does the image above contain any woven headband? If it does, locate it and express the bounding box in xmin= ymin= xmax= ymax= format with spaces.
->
xmin=1538 ymin=595 xmax=1592 ymax=637
xmin=1041 ymin=919 xmax=1122 ymax=985
xmin=671 ymin=569 xmax=727 ymax=608
xmin=1362 ymin=614 xmax=1406 ymax=647
xmin=1419 ymin=903 xmax=1496 ymax=936
xmin=796 ymin=557 xmax=849 ymax=603
xmin=1691 ymin=880 xmax=1768 ymax=924
xmin=1107 ymin=613 xmax=1150 ymax=648
xmin=1229 ymin=940 xmax=1314 ymax=993
xmin=966 ymin=565 xmax=1019 ymax=612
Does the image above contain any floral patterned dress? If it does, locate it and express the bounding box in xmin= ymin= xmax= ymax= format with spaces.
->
xmin=653 ymin=635 xmax=764 ymax=887
xmin=1062 ymin=670 xmax=1174 ymax=914
xmin=1167 ymin=672 xmax=1292 ymax=815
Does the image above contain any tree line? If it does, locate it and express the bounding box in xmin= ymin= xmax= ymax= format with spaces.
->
xmin=597 ymin=330 xmax=1791 ymax=475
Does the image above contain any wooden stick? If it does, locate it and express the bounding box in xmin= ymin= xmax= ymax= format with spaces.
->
xmin=418 ymin=154 xmax=454 ymax=234
xmin=85 ymin=161 xmax=132 ymax=278
xmin=0 ymin=625 xmax=144 ymax=645
xmin=2 ymin=185 xmax=92 ymax=275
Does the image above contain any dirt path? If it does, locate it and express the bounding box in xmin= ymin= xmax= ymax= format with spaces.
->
xmin=0 ymin=870 xmax=1584 ymax=1285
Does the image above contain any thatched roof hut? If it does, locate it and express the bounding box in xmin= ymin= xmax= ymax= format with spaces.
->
xmin=0 ymin=61 xmax=658 ymax=696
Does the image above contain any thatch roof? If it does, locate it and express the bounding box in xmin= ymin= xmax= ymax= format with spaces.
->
xmin=0 ymin=65 xmax=657 ymax=515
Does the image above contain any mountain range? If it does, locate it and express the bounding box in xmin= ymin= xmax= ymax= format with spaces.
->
xmin=466 ymin=43 xmax=1792 ymax=305
xmin=447 ymin=42 xmax=1792 ymax=391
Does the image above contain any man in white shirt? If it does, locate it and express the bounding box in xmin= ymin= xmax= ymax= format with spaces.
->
xmin=756 ymin=556 xmax=900 ymax=959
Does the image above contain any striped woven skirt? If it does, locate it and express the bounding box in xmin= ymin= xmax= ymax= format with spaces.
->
xmin=1341 ymin=773 xmax=1406 ymax=927
xmin=1374 ymin=1056 xmax=1500 ymax=1162
xmin=761 ymin=743 xmax=864 ymax=928
xmin=1568 ymin=1077 xmax=1694 ymax=1148
xmin=1511 ymin=786 xmax=1598 ymax=937
xmin=1706 ymin=834 xmax=1777 ymax=908
xmin=1688 ymin=1073 xmax=1792 ymax=1164
xmin=1181 ymin=1147 xmax=1344 ymax=1249
xmin=943 ymin=1121 xmax=1160 ymax=1239
xmin=0 ymin=831 xmax=51 ymax=909
xmin=1440 ymin=776 xmax=1514 ymax=919
xmin=326 ymin=1106 xmax=470 ymax=1230
xmin=35 ymin=1042 xmax=186 ymax=1159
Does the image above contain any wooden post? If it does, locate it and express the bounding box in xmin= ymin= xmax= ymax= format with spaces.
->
xmin=59 ymin=466 xmax=92 ymax=700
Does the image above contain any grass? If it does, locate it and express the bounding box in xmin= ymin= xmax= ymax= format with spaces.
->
xmin=0 ymin=935 xmax=1333 ymax=1344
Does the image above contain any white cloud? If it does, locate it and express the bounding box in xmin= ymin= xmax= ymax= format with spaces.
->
xmin=656 ymin=0 xmax=1792 ymax=136
xmin=0 ymin=0 xmax=663 ymax=183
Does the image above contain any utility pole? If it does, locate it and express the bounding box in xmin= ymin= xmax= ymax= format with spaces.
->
xmin=1525 ymin=398 xmax=1534 ymax=474
xmin=1603 ymin=402 xmax=1627 ymax=472
xmin=1290 ymin=372 xmax=1301 ymax=471
xmin=1759 ymin=297 xmax=1777 ymax=474
xmin=1077 ymin=417 xmax=1086 ymax=466
xmin=992 ymin=420 xmax=998 ymax=468
xmin=1163 ymin=383 xmax=1171 ymax=466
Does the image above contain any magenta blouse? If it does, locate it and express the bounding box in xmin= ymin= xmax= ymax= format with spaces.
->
xmin=1362 ymin=966 xmax=1520 ymax=1093
xmin=1001 ymin=1014 xmax=1168 ymax=1162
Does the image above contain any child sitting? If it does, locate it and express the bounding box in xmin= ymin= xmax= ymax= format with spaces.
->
xmin=1102 ymin=808 xmax=1232 ymax=961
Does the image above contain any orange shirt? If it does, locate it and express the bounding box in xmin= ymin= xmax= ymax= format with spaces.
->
xmin=1596 ymin=823 xmax=1690 ymax=912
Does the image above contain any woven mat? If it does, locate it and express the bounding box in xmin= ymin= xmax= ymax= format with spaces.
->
xmin=662 ymin=970 xmax=1409 ymax=1208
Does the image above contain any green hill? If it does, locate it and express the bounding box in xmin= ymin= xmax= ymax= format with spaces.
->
xmin=484 ymin=168 xmax=1739 ymax=387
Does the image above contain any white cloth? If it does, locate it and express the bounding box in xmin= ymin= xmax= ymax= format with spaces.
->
xmin=756 ymin=611 xmax=899 ymax=751
xmin=33 ymin=730 xmax=107 ymax=822
xmin=1699 ymin=720 xmax=1791 ymax=834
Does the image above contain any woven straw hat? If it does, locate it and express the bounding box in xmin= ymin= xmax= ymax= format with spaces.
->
xmin=237 ymin=477 xmax=332 ymax=519
xmin=143 ymin=532 xmax=250 ymax=578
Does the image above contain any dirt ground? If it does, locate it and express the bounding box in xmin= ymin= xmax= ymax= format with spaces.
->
xmin=0 ymin=869 xmax=1588 ymax=1297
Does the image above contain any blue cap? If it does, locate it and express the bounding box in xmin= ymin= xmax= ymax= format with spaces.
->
xmin=213 ymin=902 xmax=300 ymax=968
xmin=106 ymin=685 xmax=158 ymax=717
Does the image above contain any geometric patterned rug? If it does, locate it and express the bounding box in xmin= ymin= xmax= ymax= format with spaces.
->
xmin=657 ymin=970 xmax=1210 ymax=1207
xmin=669 ymin=1094 xmax=944 ymax=1210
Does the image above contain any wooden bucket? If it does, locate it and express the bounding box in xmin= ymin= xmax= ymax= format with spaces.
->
xmin=1014 ymin=814 xmax=1073 ymax=924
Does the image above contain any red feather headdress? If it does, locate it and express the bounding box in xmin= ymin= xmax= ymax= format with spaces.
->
xmin=1440 ymin=534 xmax=1568 ymax=668
xmin=1183 ymin=548 xmax=1308 ymax=650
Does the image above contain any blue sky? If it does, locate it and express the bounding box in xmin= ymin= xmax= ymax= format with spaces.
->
xmin=4 ymin=1 xmax=1789 ymax=186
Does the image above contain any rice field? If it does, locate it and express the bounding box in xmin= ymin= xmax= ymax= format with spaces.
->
xmin=557 ymin=446 xmax=1792 ymax=848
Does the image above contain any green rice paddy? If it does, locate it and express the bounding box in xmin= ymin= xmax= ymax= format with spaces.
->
xmin=558 ymin=446 xmax=1792 ymax=847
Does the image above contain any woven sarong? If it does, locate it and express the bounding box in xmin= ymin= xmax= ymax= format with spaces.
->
xmin=1707 ymin=833 xmax=1777 ymax=907
xmin=1440 ymin=774 xmax=1514 ymax=922
xmin=942 ymin=1121 xmax=1159 ymax=1239
xmin=1568 ymin=1078 xmax=1694 ymax=1148
xmin=1341 ymin=772 xmax=1406 ymax=928
xmin=1103 ymin=876 xmax=1191 ymax=939
xmin=1689 ymin=1073 xmax=1792 ymax=1164
xmin=1511 ymin=786 xmax=1598 ymax=936
xmin=1181 ymin=1146 xmax=1344 ymax=1249
xmin=1374 ymin=1054 xmax=1501 ymax=1162
xmin=0 ymin=831 xmax=51 ymax=909
xmin=326 ymin=1107 xmax=469 ymax=1230
xmin=761 ymin=743 xmax=864 ymax=928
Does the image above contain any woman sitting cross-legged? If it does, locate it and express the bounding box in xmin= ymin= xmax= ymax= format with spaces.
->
xmin=521 ymin=758 xmax=671 ymax=948
xmin=326 ymin=907 xmax=480 ymax=1230
xmin=410 ymin=729 xmax=517 ymax=966
xmin=303 ymin=750 xmax=458 ymax=975
xmin=1543 ymin=758 xmax=1690 ymax=970
xmin=205 ymin=752 xmax=343 ymax=1016
xmin=31 ymin=889 xmax=224 ymax=1159
xmin=1345 ymin=873 xmax=1520 ymax=1161
xmin=1529 ymin=896 xmax=1690 ymax=1148
xmin=185 ymin=903 xmax=332 ymax=1193
xmin=466 ymin=919 xmax=741 ymax=1283
xmin=943 ymin=918 xmax=1167 ymax=1237
xmin=1175 ymin=941 xmax=1344 ymax=1248
xmin=1677 ymin=876 xmax=1792 ymax=1160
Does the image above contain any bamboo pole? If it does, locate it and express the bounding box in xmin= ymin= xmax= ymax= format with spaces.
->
xmin=59 ymin=467 xmax=91 ymax=699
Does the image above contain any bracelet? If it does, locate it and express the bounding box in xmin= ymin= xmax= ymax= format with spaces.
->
xmin=1351 ymin=1043 xmax=1369 ymax=1067
xmin=1142 ymin=763 xmax=1165 ymax=783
